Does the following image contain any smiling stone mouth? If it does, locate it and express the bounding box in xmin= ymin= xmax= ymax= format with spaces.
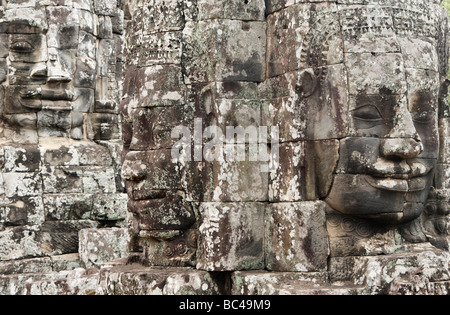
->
xmin=366 ymin=176 xmax=427 ymax=192
xmin=20 ymin=88 xmax=74 ymax=101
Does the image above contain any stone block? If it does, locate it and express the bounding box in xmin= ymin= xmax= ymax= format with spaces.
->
xmin=260 ymin=72 xmax=305 ymax=142
xmin=0 ymin=7 xmax=48 ymax=34
xmin=2 ymin=114 xmax=39 ymax=144
xmin=139 ymin=229 xmax=197 ymax=267
xmin=93 ymin=0 xmax=117 ymax=16
xmin=0 ymin=34 xmax=8 ymax=58
xmin=24 ymin=268 xmax=100 ymax=295
xmin=0 ymin=256 xmax=53 ymax=275
xmin=8 ymin=34 xmax=48 ymax=63
xmin=326 ymin=210 xmax=399 ymax=257
xmin=269 ymin=141 xmax=305 ymax=202
xmin=128 ymin=191 xmax=196 ymax=232
xmin=303 ymin=64 xmax=349 ymax=140
xmin=0 ymin=196 xmax=45 ymax=226
xmin=79 ymin=228 xmax=129 ymax=269
xmin=303 ymin=140 xmax=340 ymax=200
xmin=2 ymin=144 xmax=41 ymax=172
xmin=231 ymin=271 xmax=336 ymax=295
xmin=129 ymin=105 xmax=194 ymax=151
xmin=40 ymin=220 xmax=100 ymax=256
xmin=96 ymin=265 xmax=221 ymax=295
xmin=91 ymin=193 xmax=128 ymax=221
xmin=42 ymin=166 xmax=83 ymax=194
xmin=265 ymin=0 xmax=296 ymax=15
xmin=74 ymin=57 xmax=96 ymax=88
xmin=82 ymin=166 xmax=117 ymax=194
xmin=422 ymin=188 xmax=450 ymax=251
xmin=329 ymin=245 xmax=450 ymax=295
xmin=203 ymin=145 xmax=269 ymax=202
xmin=0 ymin=225 xmax=42 ymax=260
xmin=97 ymin=39 xmax=116 ymax=76
xmin=37 ymin=110 xmax=72 ymax=138
xmin=266 ymin=2 xmax=343 ymax=77
xmin=265 ymin=201 xmax=329 ymax=272
xmin=3 ymin=172 xmax=42 ymax=197
xmin=43 ymin=194 xmax=93 ymax=221
xmin=0 ymin=58 xmax=6 ymax=84
xmin=197 ymin=202 xmax=265 ymax=271
xmin=138 ymin=31 xmax=182 ymax=66
xmin=8 ymin=61 xmax=47 ymax=86
xmin=197 ymin=0 xmax=265 ymax=21
xmin=78 ymin=30 xmax=97 ymax=59
xmin=5 ymin=86 xmax=41 ymax=115
xmin=345 ymin=52 xmax=407 ymax=95
xmin=139 ymin=0 xmax=185 ymax=33
xmin=39 ymin=139 xmax=113 ymax=167
xmin=122 ymin=149 xmax=183 ymax=192
xmin=98 ymin=15 xmax=113 ymax=39
xmin=183 ymin=20 xmax=266 ymax=83
xmin=130 ymin=65 xmax=186 ymax=107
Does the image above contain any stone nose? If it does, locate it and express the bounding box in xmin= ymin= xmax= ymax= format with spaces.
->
xmin=121 ymin=155 xmax=148 ymax=182
xmin=380 ymin=137 xmax=424 ymax=159
xmin=47 ymin=48 xmax=72 ymax=83
xmin=381 ymin=98 xmax=424 ymax=159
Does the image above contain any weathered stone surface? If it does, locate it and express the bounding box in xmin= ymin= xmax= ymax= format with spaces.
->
xmin=24 ymin=268 xmax=100 ymax=295
xmin=183 ymin=19 xmax=266 ymax=83
xmin=115 ymin=0 xmax=450 ymax=297
xmin=139 ymin=229 xmax=198 ymax=267
xmin=232 ymin=271 xmax=363 ymax=295
xmin=326 ymin=210 xmax=399 ymax=257
xmin=329 ymin=244 xmax=450 ymax=295
xmin=4 ymin=0 xmax=449 ymax=297
xmin=79 ymin=228 xmax=129 ymax=269
xmin=97 ymin=263 xmax=221 ymax=295
xmin=197 ymin=202 xmax=265 ymax=271
xmin=266 ymin=202 xmax=330 ymax=272
xmin=0 ymin=0 xmax=126 ymax=271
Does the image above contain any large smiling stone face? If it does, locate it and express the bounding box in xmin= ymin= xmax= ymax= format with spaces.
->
xmin=321 ymin=3 xmax=447 ymax=225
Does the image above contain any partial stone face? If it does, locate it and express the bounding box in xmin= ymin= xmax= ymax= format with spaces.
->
xmin=0 ymin=1 xmax=127 ymax=263
xmin=120 ymin=0 xmax=450 ymax=277
xmin=321 ymin=1 xmax=447 ymax=226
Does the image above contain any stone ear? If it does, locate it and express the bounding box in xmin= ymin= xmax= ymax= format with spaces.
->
xmin=298 ymin=69 xmax=318 ymax=98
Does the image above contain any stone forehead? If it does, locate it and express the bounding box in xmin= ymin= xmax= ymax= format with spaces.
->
xmin=320 ymin=2 xmax=446 ymax=40
xmin=0 ymin=0 xmax=108 ymax=30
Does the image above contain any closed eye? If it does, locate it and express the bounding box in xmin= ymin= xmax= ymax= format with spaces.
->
xmin=412 ymin=110 xmax=435 ymax=123
xmin=352 ymin=104 xmax=383 ymax=121
xmin=11 ymin=41 xmax=33 ymax=53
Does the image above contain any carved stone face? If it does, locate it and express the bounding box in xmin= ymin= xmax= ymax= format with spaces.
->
xmin=0 ymin=2 xmax=126 ymax=260
xmin=0 ymin=3 xmax=119 ymax=142
xmin=324 ymin=32 xmax=443 ymax=225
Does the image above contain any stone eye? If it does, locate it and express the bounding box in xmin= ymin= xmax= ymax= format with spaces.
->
xmin=11 ymin=41 xmax=33 ymax=52
xmin=352 ymin=105 xmax=383 ymax=121
xmin=412 ymin=110 xmax=435 ymax=123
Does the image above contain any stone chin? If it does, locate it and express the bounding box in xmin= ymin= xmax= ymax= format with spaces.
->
xmin=325 ymin=172 xmax=434 ymax=225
